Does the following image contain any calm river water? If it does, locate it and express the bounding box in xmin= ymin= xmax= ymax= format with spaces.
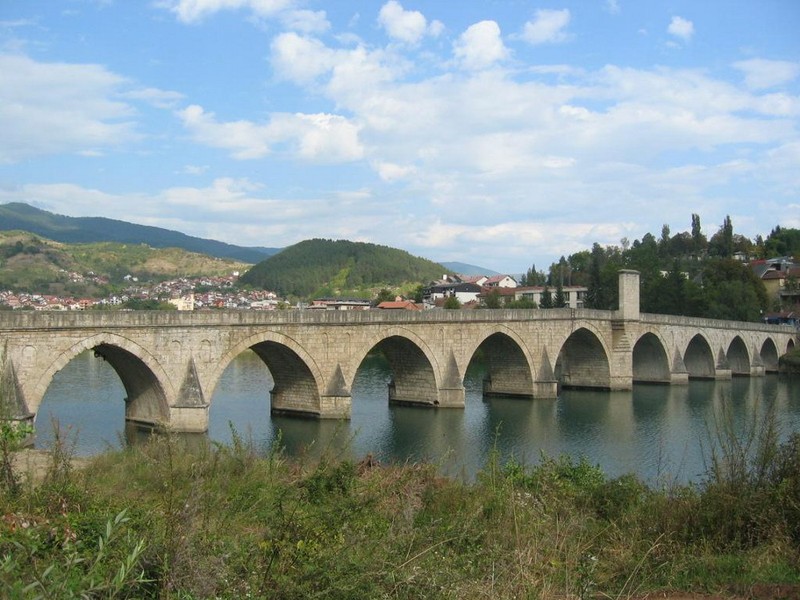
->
xmin=34 ymin=349 xmax=800 ymax=484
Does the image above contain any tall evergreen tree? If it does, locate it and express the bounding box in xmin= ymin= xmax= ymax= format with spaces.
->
xmin=691 ymin=213 xmax=706 ymax=255
xmin=554 ymin=279 xmax=566 ymax=308
xmin=540 ymin=286 xmax=553 ymax=308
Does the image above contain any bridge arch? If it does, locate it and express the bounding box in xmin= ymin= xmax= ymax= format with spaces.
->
xmin=554 ymin=326 xmax=611 ymax=390
xmin=32 ymin=333 xmax=171 ymax=426
xmin=759 ymin=338 xmax=779 ymax=372
xmin=788 ymin=339 xmax=796 ymax=353
xmin=684 ymin=334 xmax=715 ymax=379
xmin=726 ymin=336 xmax=750 ymax=376
xmin=632 ymin=332 xmax=670 ymax=383
xmin=468 ymin=329 xmax=535 ymax=398
xmin=211 ymin=331 xmax=323 ymax=417
xmin=354 ymin=328 xmax=440 ymax=407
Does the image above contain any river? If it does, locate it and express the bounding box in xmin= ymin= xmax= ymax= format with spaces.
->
xmin=34 ymin=349 xmax=800 ymax=484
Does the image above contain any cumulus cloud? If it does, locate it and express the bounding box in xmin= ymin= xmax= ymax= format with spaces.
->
xmin=160 ymin=0 xmax=295 ymax=23
xmin=521 ymin=9 xmax=572 ymax=45
xmin=378 ymin=1 xmax=442 ymax=44
xmin=374 ymin=161 xmax=416 ymax=182
xmin=121 ymin=87 xmax=184 ymax=109
xmin=270 ymin=32 xmax=339 ymax=83
xmin=453 ymin=21 xmax=509 ymax=70
xmin=7 ymin=3 xmax=798 ymax=271
xmin=280 ymin=9 xmax=330 ymax=34
xmin=177 ymin=104 xmax=363 ymax=162
xmin=667 ymin=16 xmax=694 ymax=42
xmin=733 ymin=58 xmax=800 ymax=90
xmin=0 ymin=53 xmax=142 ymax=162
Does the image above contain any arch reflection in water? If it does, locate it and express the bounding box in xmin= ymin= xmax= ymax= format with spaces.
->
xmin=35 ymin=350 xmax=800 ymax=485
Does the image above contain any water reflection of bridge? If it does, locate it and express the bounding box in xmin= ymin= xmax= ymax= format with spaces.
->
xmin=1 ymin=271 xmax=796 ymax=432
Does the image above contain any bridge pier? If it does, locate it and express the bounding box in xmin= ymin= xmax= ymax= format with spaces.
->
xmin=436 ymin=386 xmax=466 ymax=407
xmin=670 ymin=349 xmax=689 ymax=385
xmin=715 ymin=347 xmax=732 ymax=379
xmin=166 ymin=405 xmax=210 ymax=433
xmin=318 ymin=395 xmax=351 ymax=419
xmin=0 ymin=358 xmax=35 ymax=445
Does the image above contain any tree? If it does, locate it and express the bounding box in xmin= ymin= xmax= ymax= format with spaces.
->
xmin=764 ymin=226 xmax=800 ymax=257
xmin=123 ymin=298 xmax=176 ymax=310
xmin=659 ymin=224 xmax=671 ymax=258
xmin=553 ymin=279 xmax=567 ymax=308
xmin=585 ymin=243 xmax=619 ymax=309
xmin=691 ymin=213 xmax=707 ymax=255
xmin=373 ymin=288 xmax=395 ymax=306
xmin=520 ymin=264 xmax=545 ymax=286
xmin=483 ymin=289 xmax=502 ymax=308
xmin=443 ymin=295 xmax=461 ymax=309
xmin=700 ymin=258 xmax=768 ymax=322
xmin=709 ymin=215 xmax=734 ymax=258
xmin=540 ymin=286 xmax=553 ymax=309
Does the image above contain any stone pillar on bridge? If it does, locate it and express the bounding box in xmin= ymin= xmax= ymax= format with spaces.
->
xmin=608 ymin=270 xmax=640 ymax=390
xmin=617 ymin=269 xmax=640 ymax=321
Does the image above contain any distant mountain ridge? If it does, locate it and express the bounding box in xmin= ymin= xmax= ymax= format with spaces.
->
xmin=439 ymin=261 xmax=500 ymax=276
xmin=0 ymin=202 xmax=279 ymax=264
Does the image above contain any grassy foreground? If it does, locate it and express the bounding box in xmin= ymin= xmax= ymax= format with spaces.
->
xmin=2 ymin=425 xmax=800 ymax=599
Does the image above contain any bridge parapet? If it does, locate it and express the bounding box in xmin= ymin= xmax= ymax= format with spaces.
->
xmin=0 ymin=307 xmax=623 ymax=330
xmin=641 ymin=312 xmax=796 ymax=334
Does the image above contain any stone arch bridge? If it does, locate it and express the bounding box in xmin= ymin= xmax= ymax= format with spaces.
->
xmin=0 ymin=272 xmax=795 ymax=432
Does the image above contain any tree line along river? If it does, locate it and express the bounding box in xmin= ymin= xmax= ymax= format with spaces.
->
xmin=34 ymin=348 xmax=800 ymax=484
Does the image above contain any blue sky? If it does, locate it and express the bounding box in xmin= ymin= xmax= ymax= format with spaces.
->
xmin=1 ymin=1 xmax=798 ymax=273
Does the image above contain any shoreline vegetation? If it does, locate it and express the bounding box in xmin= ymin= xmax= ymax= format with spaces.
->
xmin=2 ymin=417 xmax=800 ymax=599
xmin=780 ymin=349 xmax=800 ymax=375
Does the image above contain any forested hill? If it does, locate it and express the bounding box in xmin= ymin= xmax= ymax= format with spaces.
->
xmin=239 ymin=239 xmax=449 ymax=298
xmin=0 ymin=202 xmax=279 ymax=264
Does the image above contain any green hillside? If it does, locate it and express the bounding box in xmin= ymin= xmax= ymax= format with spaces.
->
xmin=0 ymin=231 xmax=248 ymax=294
xmin=239 ymin=238 xmax=449 ymax=298
xmin=0 ymin=202 xmax=279 ymax=264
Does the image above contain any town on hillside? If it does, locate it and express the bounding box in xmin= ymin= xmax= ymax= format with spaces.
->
xmin=1 ymin=254 xmax=797 ymax=326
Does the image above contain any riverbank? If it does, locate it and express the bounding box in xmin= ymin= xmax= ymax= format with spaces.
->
xmin=780 ymin=348 xmax=800 ymax=375
xmin=2 ymin=428 xmax=800 ymax=599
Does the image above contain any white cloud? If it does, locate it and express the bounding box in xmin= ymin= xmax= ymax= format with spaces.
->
xmin=280 ymin=9 xmax=330 ymax=34
xmin=160 ymin=0 xmax=295 ymax=23
xmin=378 ymin=1 xmax=441 ymax=44
xmin=178 ymin=104 xmax=363 ymax=162
xmin=178 ymin=164 xmax=209 ymax=175
xmin=733 ymin=58 xmax=800 ymax=90
xmin=270 ymin=32 xmax=339 ymax=83
xmin=374 ymin=161 xmax=416 ymax=182
xmin=0 ymin=54 xmax=140 ymax=162
xmin=121 ymin=87 xmax=184 ymax=109
xmin=604 ymin=0 xmax=620 ymax=15
xmin=453 ymin=21 xmax=509 ymax=70
xmin=667 ymin=16 xmax=694 ymax=42
xmin=521 ymin=9 xmax=572 ymax=45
